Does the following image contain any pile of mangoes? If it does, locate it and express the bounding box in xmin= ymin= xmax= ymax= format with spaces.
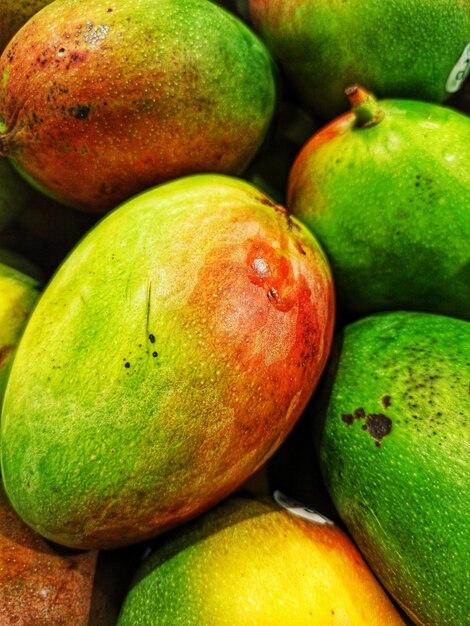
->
xmin=0 ymin=1 xmax=469 ymax=624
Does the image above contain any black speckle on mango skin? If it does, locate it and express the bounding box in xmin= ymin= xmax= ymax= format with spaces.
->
xmin=341 ymin=405 xmax=392 ymax=446
xmin=362 ymin=413 xmax=392 ymax=444
xmin=354 ymin=407 xmax=365 ymax=420
xmin=70 ymin=105 xmax=91 ymax=120
xmin=382 ymin=395 xmax=391 ymax=408
xmin=320 ymin=311 xmax=470 ymax=626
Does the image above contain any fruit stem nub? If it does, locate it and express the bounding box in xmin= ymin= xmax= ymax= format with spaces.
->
xmin=345 ymin=85 xmax=384 ymax=128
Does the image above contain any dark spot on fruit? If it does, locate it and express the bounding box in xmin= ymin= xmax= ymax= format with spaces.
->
xmin=124 ymin=362 xmax=130 ymax=368
xmin=258 ymin=196 xmax=276 ymax=207
xmin=295 ymin=241 xmax=306 ymax=255
xmin=381 ymin=395 xmax=391 ymax=408
xmin=149 ymin=334 xmax=155 ymax=343
xmin=107 ymin=7 xmax=113 ymax=11
xmin=341 ymin=413 xmax=354 ymax=425
xmin=267 ymin=287 xmax=278 ymax=303
xmin=354 ymin=407 xmax=365 ymax=420
xmin=70 ymin=105 xmax=90 ymax=120
xmin=70 ymin=51 xmax=88 ymax=63
xmin=364 ymin=413 xmax=392 ymax=442
xmin=0 ymin=344 xmax=13 ymax=367
xmin=152 ymin=352 xmax=158 ymax=358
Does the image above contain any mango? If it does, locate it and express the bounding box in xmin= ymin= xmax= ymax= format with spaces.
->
xmin=249 ymin=0 xmax=470 ymax=120
xmin=0 ymin=0 xmax=277 ymax=212
xmin=0 ymin=0 xmax=54 ymax=52
xmin=117 ymin=495 xmax=405 ymax=625
xmin=317 ymin=311 xmax=470 ymax=626
xmin=0 ymin=257 xmax=41 ymax=402
xmin=0 ymin=481 xmax=97 ymax=625
xmin=288 ymin=88 xmax=470 ymax=320
xmin=0 ymin=174 xmax=334 ymax=550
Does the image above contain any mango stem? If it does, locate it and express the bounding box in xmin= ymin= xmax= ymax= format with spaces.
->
xmin=345 ymin=85 xmax=385 ymax=128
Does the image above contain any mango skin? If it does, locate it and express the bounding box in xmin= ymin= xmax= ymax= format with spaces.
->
xmin=0 ymin=259 xmax=41 ymax=402
xmin=0 ymin=174 xmax=334 ymax=550
xmin=0 ymin=0 xmax=54 ymax=52
xmin=117 ymin=496 xmax=405 ymax=626
xmin=0 ymin=483 xmax=97 ymax=626
xmin=318 ymin=311 xmax=470 ymax=626
xmin=0 ymin=0 xmax=277 ymax=212
xmin=249 ymin=0 xmax=470 ymax=120
xmin=288 ymin=99 xmax=470 ymax=320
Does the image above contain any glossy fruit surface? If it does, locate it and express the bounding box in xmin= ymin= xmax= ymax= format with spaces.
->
xmin=117 ymin=495 xmax=405 ymax=625
xmin=249 ymin=0 xmax=470 ymax=120
xmin=288 ymin=91 xmax=470 ymax=320
xmin=1 ymin=175 xmax=334 ymax=549
xmin=0 ymin=258 xmax=41 ymax=402
xmin=0 ymin=0 xmax=277 ymax=212
xmin=318 ymin=311 xmax=470 ymax=626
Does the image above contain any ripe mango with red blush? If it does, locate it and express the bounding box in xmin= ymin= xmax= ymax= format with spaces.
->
xmin=1 ymin=175 xmax=334 ymax=550
xmin=0 ymin=0 xmax=277 ymax=212
xmin=0 ymin=482 xmax=97 ymax=625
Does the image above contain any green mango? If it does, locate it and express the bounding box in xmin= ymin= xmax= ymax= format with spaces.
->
xmin=0 ymin=0 xmax=54 ymax=52
xmin=288 ymin=88 xmax=470 ymax=320
xmin=0 ymin=0 xmax=277 ymax=212
xmin=249 ymin=0 xmax=470 ymax=120
xmin=0 ymin=174 xmax=334 ymax=550
xmin=117 ymin=495 xmax=405 ymax=625
xmin=317 ymin=311 xmax=470 ymax=626
xmin=0 ymin=258 xmax=41 ymax=403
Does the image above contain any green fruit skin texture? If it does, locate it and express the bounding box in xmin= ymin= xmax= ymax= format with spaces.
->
xmin=0 ymin=261 xmax=41 ymax=403
xmin=0 ymin=482 xmax=97 ymax=626
xmin=318 ymin=311 xmax=470 ymax=626
xmin=288 ymin=99 xmax=470 ymax=320
xmin=0 ymin=0 xmax=277 ymax=212
xmin=0 ymin=174 xmax=334 ymax=550
xmin=117 ymin=497 xmax=405 ymax=626
xmin=249 ymin=0 xmax=470 ymax=120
